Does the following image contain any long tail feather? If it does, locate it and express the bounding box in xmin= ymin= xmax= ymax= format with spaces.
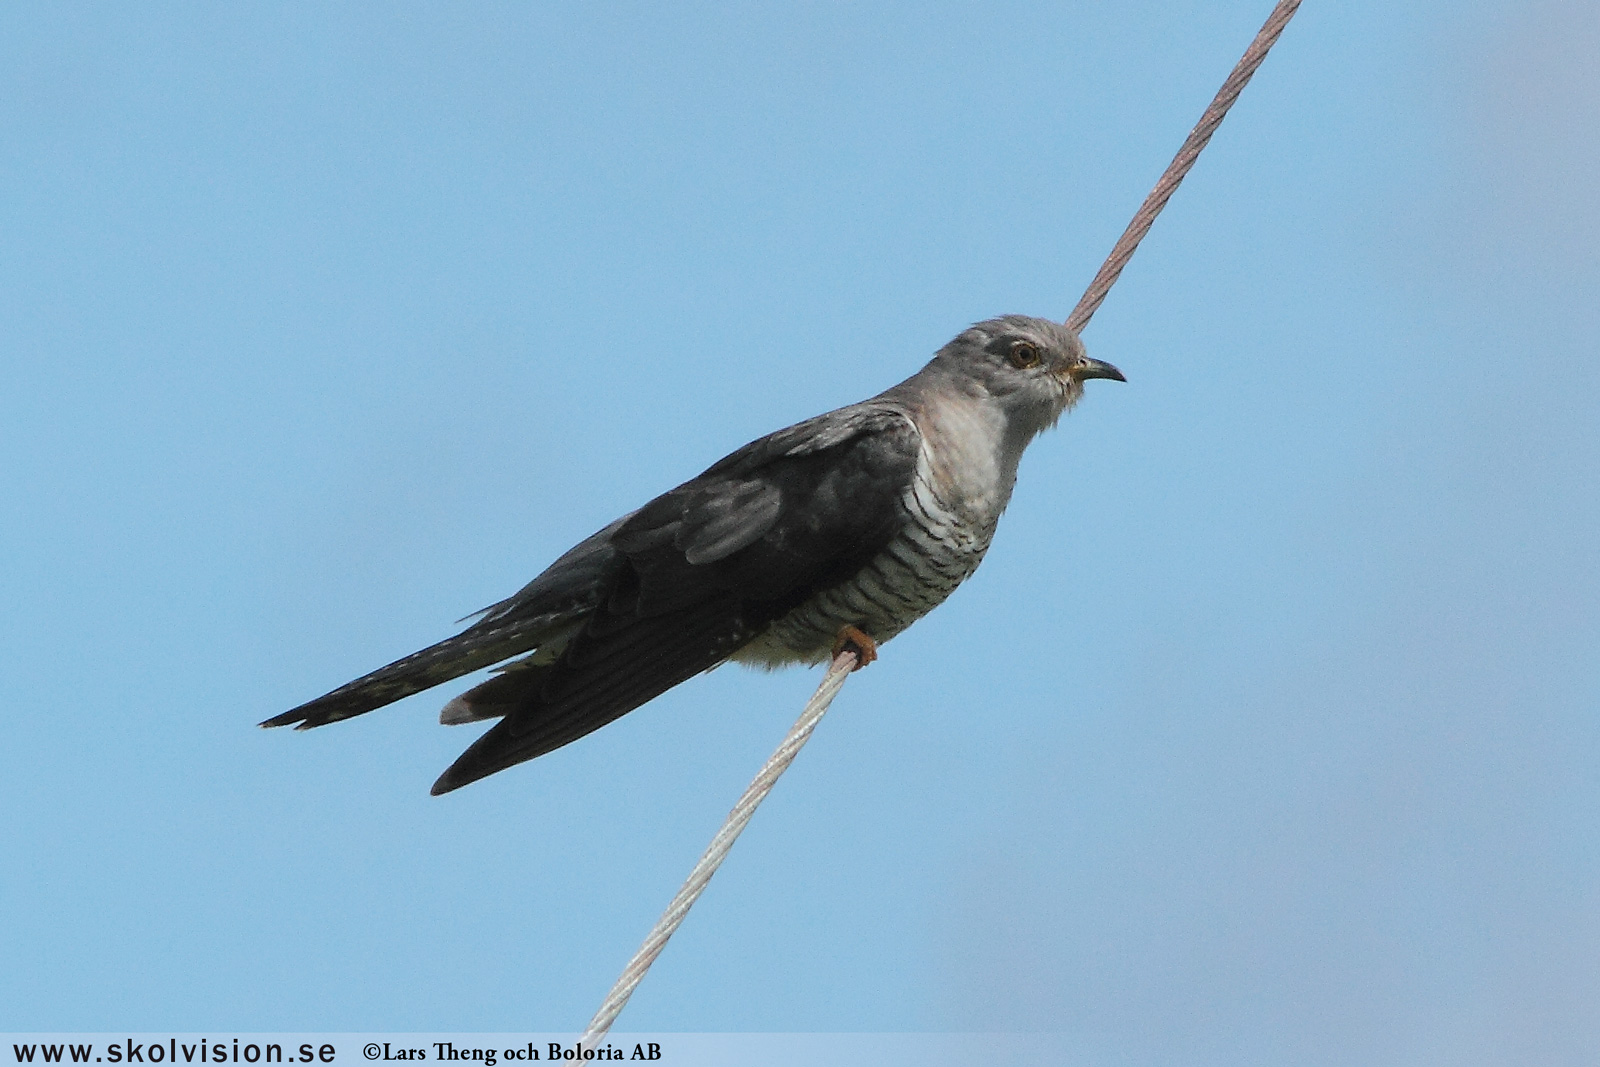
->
xmin=262 ymin=614 xmax=563 ymax=730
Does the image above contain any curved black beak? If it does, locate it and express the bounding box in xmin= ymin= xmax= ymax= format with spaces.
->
xmin=1076 ymin=357 xmax=1126 ymax=383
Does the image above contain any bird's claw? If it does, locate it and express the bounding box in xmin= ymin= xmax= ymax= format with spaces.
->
xmin=832 ymin=625 xmax=878 ymax=671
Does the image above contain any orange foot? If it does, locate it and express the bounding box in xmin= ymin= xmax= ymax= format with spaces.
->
xmin=832 ymin=624 xmax=878 ymax=671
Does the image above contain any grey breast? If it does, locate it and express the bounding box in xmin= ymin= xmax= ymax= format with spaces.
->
xmin=734 ymin=444 xmax=1002 ymax=668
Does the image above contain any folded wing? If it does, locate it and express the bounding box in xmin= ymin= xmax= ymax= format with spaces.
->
xmin=265 ymin=403 xmax=922 ymax=794
xmin=434 ymin=405 xmax=920 ymax=792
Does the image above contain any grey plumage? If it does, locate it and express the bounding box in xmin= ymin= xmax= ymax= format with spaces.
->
xmin=262 ymin=315 xmax=1123 ymax=794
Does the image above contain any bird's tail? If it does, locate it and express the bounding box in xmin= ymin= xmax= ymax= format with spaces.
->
xmin=261 ymin=614 xmax=564 ymax=731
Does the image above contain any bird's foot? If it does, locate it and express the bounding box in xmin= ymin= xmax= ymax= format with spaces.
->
xmin=832 ymin=625 xmax=878 ymax=671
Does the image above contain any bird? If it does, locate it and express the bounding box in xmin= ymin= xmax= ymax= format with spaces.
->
xmin=262 ymin=314 xmax=1123 ymax=794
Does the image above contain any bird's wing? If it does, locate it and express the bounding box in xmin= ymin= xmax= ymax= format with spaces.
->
xmin=430 ymin=403 xmax=921 ymax=793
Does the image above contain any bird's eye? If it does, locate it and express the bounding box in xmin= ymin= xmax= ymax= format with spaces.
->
xmin=1008 ymin=340 xmax=1042 ymax=368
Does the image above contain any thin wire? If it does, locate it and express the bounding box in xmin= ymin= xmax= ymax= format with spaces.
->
xmin=579 ymin=648 xmax=859 ymax=1051
xmin=1065 ymin=0 xmax=1303 ymax=334
xmin=578 ymin=1 xmax=1305 ymax=1044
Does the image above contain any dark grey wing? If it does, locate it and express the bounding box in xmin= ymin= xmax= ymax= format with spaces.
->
xmin=429 ymin=405 xmax=920 ymax=794
xmin=261 ymin=517 xmax=628 ymax=730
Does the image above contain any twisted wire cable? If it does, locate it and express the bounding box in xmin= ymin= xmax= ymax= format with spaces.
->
xmin=579 ymin=649 xmax=858 ymax=1050
xmin=580 ymin=0 xmax=1304 ymax=1044
xmin=1066 ymin=0 xmax=1303 ymax=333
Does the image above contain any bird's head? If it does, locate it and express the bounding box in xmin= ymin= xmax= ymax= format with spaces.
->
xmin=927 ymin=315 xmax=1125 ymax=435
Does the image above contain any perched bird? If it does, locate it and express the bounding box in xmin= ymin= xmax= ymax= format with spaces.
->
xmin=263 ymin=315 xmax=1123 ymax=794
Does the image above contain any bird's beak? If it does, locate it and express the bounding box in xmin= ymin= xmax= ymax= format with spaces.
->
xmin=1074 ymin=357 xmax=1126 ymax=383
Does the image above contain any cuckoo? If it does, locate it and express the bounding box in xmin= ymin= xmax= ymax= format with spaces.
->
xmin=263 ymin=315 xmax=1123 ymax=793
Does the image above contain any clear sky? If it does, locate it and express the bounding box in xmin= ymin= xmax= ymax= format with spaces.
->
xmin=4 ymin=1 xmax=1597 ymax=1060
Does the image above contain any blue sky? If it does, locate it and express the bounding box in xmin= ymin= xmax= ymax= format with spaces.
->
xmin=4 ymin=1 xmax=1597 ymax=1061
